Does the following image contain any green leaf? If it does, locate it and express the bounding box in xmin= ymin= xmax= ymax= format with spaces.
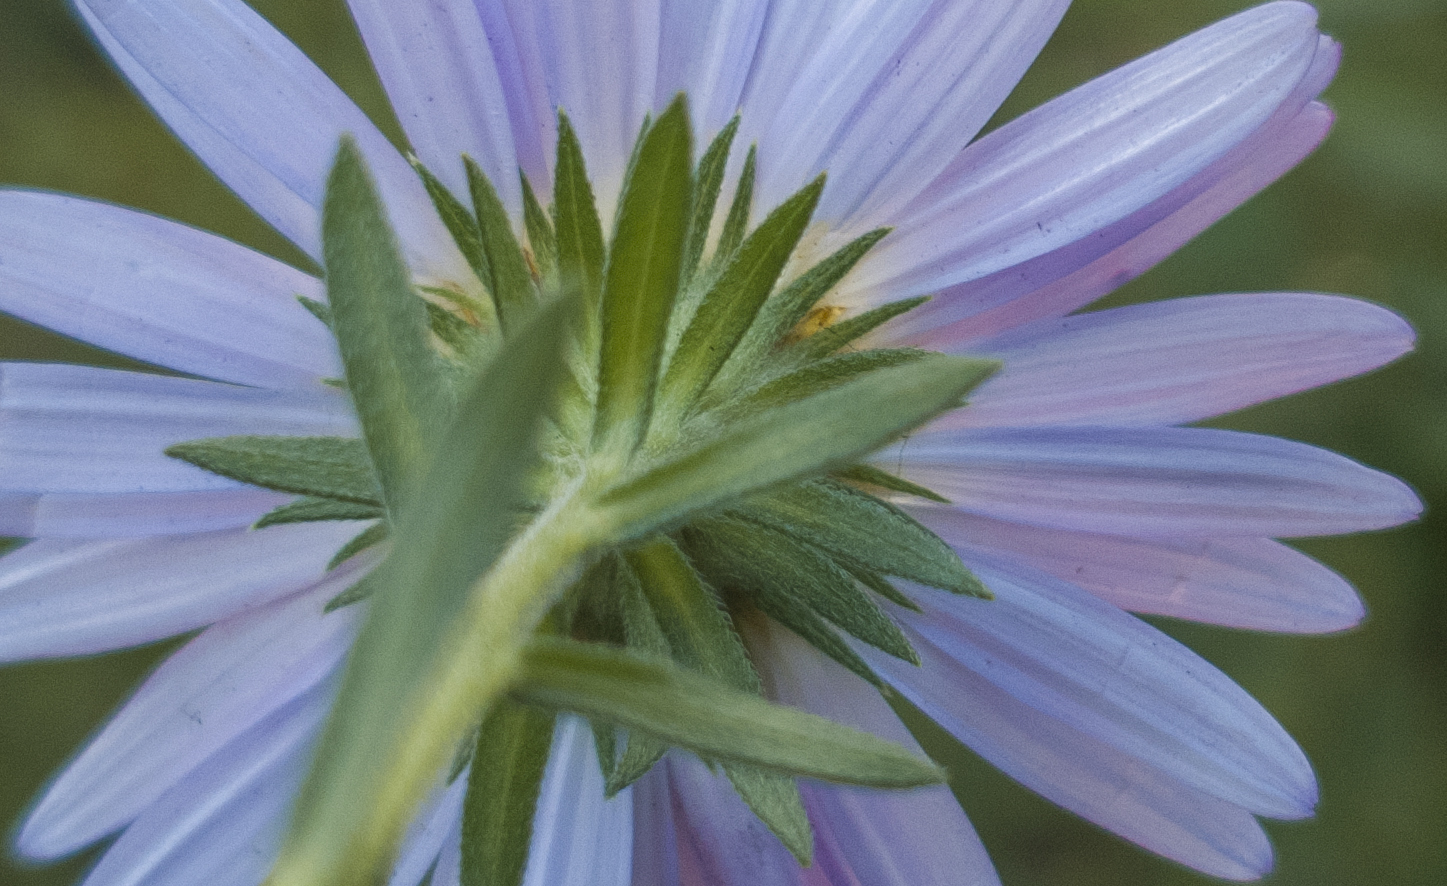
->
xmin=592 ymin=95 xmax=694 ymax=460
xmin=788 ymin=295 xmax=931 ymax=364
xmin=412 ymin=159 xmax=489 ymax=285
xmin=322 ymin=138 xmax=447 ymax=508
xmin=166 ymin=436 xmax=380 ymax=505
xmin=253 ymin=496 xmax=385 ymax=528
xmin=842 ymin=561 xmax=922 ymax=612
xmin=425 ymin=300 xmax=486 ymax=363
xmin=834 ymin=464 xmax=950 ymax=504
xmin=660 ymin=175 xmax=825 ymax=417
xmin=597 ymin=354 xmax=1000 ymax=541
xmin=460 ymin=701 xmax=556 ymax=886
xmin=297 ymin=295 xmax=333 ymax=328
xmin=269 ymin=296 xmax=580 ymax=886
xmin=741 ymin=479 xmax=987 ymax=597
xmin=682 ymin=116 xmax=740 ymax=287
xmin=513 ymin=638 xmax=943 ymax=788
xmin=712 ymin=144 xmax=756 ymax=272
xmin=520 ymin=173 xmax=558 ymax=284
xmin=552 ymin=112 xmax=607 ymax=305
xmin=738 ymin=348 xmax=928 ymax=412
xmin=466 ymin=156 xmax=537 ymax=333
xmin=327 ymin=521 xmax=389 ymax=571
xmin=725 ymin=765 xmax=813 ymax=865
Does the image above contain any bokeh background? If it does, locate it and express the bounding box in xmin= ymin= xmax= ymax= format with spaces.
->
xmin=0 ymin=0 xmax=1442 ymax=884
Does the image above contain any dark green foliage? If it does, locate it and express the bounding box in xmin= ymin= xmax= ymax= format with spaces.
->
xmin=460 ymin=702 xmax=556 ymax=886
xmin=166 ymin=436 xmax=380 ymax=504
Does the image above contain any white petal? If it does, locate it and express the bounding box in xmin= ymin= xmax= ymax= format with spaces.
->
xmin=346 ymin=0 xmax=521 ymax=212
xmin=887 ymin=100 xmax=1335 ymax=345
xmin=868 ymin=635 xmax=1276 ymax=879
xmin=523 ymin=716 xmax=633 ymax=886
xmin=76 ymin=0 xmax=468 ymax=283
xmin=0 ymin=363 xmax=356 ymax=495
xmin=0 ymin=521 xmax=370 ymax=661
xmin=896 ymin=426 xmax=1422 ymax=537
xmin=951 ymin=293 xmax=1413 ymax=428
xmin=80 ymin=681 xmax=330 ymax=886
xmin=17 ymin=573 xmax=362 ymax=859
xmin=387 ymin=768 xmax=469 ymax=886
xmin=893 ymin=559 xmax=1316 ymax=819
xmin=754 ymin=622 xmax=1001 ymax=886
xmin=848 ymin=2 xmax=1323 ymax=302
xmin=919 ymin=509 xmax=1364 ymax=633
xmin=0 ymin=192 xmax=337 ymax=387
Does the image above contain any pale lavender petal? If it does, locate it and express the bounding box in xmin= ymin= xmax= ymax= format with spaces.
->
xmin=0 ymin=192 xmax=337 ymax=387
xmin=889 ymin=100 xmax=1335 ymax=345
xmin=431 ymin=817 xmax=463 ymax=886
xmin=346 ymin=0 xmax=521 ymax=212
xmin=75 ymin=0 xmax=469 ymax=283
xmin=0 ymin=363 xmax=356 ymax=495
xmin=0 ymin=521 xmax=369 ymax=661
xmin=17 ymin=572 xmax=362 ymax=859
xmin=791 ymin=0 xmax=1072 ymax=226
xmin=663 ymin=753 xmax=802 ymax=886
xmin=470 ymin=1 xmax=555 ymax=192
xmin=79 ymin=680 xmax=330 ymax=886
xmin=895 ymin=426 xmax=1422 ymax=537
xmin=920 ymin=509 xmax=1364 ymax=633
xmin=656 ymin=0 xmax=768 ymax=139
xmin=0 ymin=488 xmax=292 ymax=539
xmin=754 ymin=622 xmax=1001 ymax=886
xmin=888 ymin=558 xmax=1316 ymax=819
xmin=867 ymin=636 xmax=1275 ymax=880
xmin=845 ymin=2 xmax=1323 ymax=304
xmin=948 ymin=293 xmax=1413 ymax=428
xmin=387 ymin=769 xmax=468 ymax=886
xmin=523 ymin=716 xmax=633 ymax=886
xmin=629 ymin=769 xmax=680 ymax=886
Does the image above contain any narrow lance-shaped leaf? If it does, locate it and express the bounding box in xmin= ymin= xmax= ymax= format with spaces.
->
xmin=467 ymin=156 xmax=537 ymax=333
xmin=787 ymin=296 xmax=932 ymax=365
xmin=166 ymin=436 xmax=380 ymax=505
xmin=552 ymin=112 xmax=607 ymax=304
xmin=834 ymin=464 xmax=950 ymax=504
xmin=267 ymin=293 xmax=580 ymax=886
xmin=598 ymin=354 xmax=1001 ymax=542
xmin=712 ymin=143 xmax=756 ymax=272
xmin=606 ymin=556 xmax=672 ymax=793
xmin=254 ymin=496 xmax=385 ymax=529
xmin=461 ymin=701 xmax=556 ymax=886
xmin=323 ymin=138 xmax=448 ymax=508
xmin=658 ymin=175 xmax=825 ymax=419
xmin=519 ymin=173 xmax=558 ymax=283
xmin=593 ymin=95 xmax=694 ymax=462
xmin=681 ymin=115 xmax=740 ymax=287
xmin=413 ymin=159 xmax=489 ymax=285
xmin=738 ymin=348 xmax=928 ymax=413
xmin=513 ymin=638 xmax=943 ymax=788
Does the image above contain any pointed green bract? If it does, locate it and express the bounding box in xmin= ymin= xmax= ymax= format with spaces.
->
xmin=166 ymin=436 xmax=380 ymax=505
xmin=713 ymin=144 xmax=756 ymax=272
xmin=835 ymin=464 xmax=950 ymax=504
xmin=297 ymin=295 xmax=333 ymax=328
xmin=739 ymin=348 xmax=929 ymax=412
xmin=467 ymin=156 xmax=537 ymax=333
xmin=413 ymin=160 xmax=490 ymax=285
xmin=845 ymin=562 xmax=923 ymax=612
xmin=660 ymin=175 xmax=825 ymax=417
xmin=513 ymin=638 xmax=942 ymax=788
xmin=552 ymin=113 xmax=607 ymax=305
xmin=460 ymin=701 xmax=556 ymax=886
xmin=520 ymin=174 xmax=558 ymax=283
xmin=598 ymin=354 xmax=999 ymax=541
xmin=682 ymin=116 xmax=740 ymax=287
xmin=268 ymin=294 xmax=580 ymax=886
xmin=725 ymin=764 xmax=814 ymax=865
xmin=322 ymin=139 xmax=448 ymax=509
xmin=253 ymin=496 xmax=385 ymax=528
xmin=788 ymin=295 xmax=932 ymax=364
xmin=327 ymin=522 xmax=389 ymax=571
xmin=742 ymin=479 xmax=986 ymax=597
xmin=593 ymin=95 xmax=694 ymax=461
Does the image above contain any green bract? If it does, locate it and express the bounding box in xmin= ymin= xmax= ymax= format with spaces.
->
xmin=172 ymin=99 xmax=999 ymax=886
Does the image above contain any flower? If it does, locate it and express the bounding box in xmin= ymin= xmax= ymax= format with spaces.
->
xmin=0 ymin=1 xmax=1422 ymax=885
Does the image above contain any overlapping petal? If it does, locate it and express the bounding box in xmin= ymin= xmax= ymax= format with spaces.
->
xmin=522 ymin=717 xmax=634 ymax=886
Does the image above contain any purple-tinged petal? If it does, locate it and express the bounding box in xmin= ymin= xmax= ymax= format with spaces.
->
xmin=0 ymin=363 xmax=357 ymax=495
xmin=867 ymin=634 xmax=1276 ymax=880
xmin=947 ymin=294 xmax=1413 ymax=428
xmin=754 ymin=622 xmax=1001 ymax=886
xmin=346 ymin=0 xmax=521 ymax=213
xmin=0 ymin=488 xmax=292 ymax=539
xmin=78 ymin=681 xmax=329 ymax=886
xmin=0 ymin=192 xmax=338 ymax=387
xmin=663 ymin=753 xmax=802 ymax=886
xmin=16 ymin=572 xmax=361 ymax=859
xmin=919 ymin=509 xmax=1364 ymax=633
xmin=386 ymin=768 xmax=468 ymax=886
xmin=845 ymin=2 xmax=1323 ymax=305
xmin=629 ymin=769 xmax=680 ymax=886
xmin=895 ymin=426 xmax=1422 ymax=538
xmin=889 ymin=559 xmax=1316 ymax=819
xmin=75 ymin=0 xmax=469 ymax=284
xmin=889 ymin=100 xmax=1335 ymax=345
xmin=656 ymin=0 xmax=768 ymax=140
xmin=523 ymin=716 xmax=633 ymax=886
xmin=430 ymin=816 xmax=463 ymax=886
xmin=0 ymin=521 xmax=370 ymax=662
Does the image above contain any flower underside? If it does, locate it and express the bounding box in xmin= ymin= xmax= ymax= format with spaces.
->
xmin=170 ymin=95 xmax=998 ymax=876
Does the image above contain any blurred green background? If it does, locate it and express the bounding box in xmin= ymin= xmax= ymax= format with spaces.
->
xmin=0 ymin=0 xmax=1441 ymax=884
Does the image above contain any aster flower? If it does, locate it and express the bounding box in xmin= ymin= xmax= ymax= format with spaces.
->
xmin=0 ymin=1 xmax=1422 ymax=885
